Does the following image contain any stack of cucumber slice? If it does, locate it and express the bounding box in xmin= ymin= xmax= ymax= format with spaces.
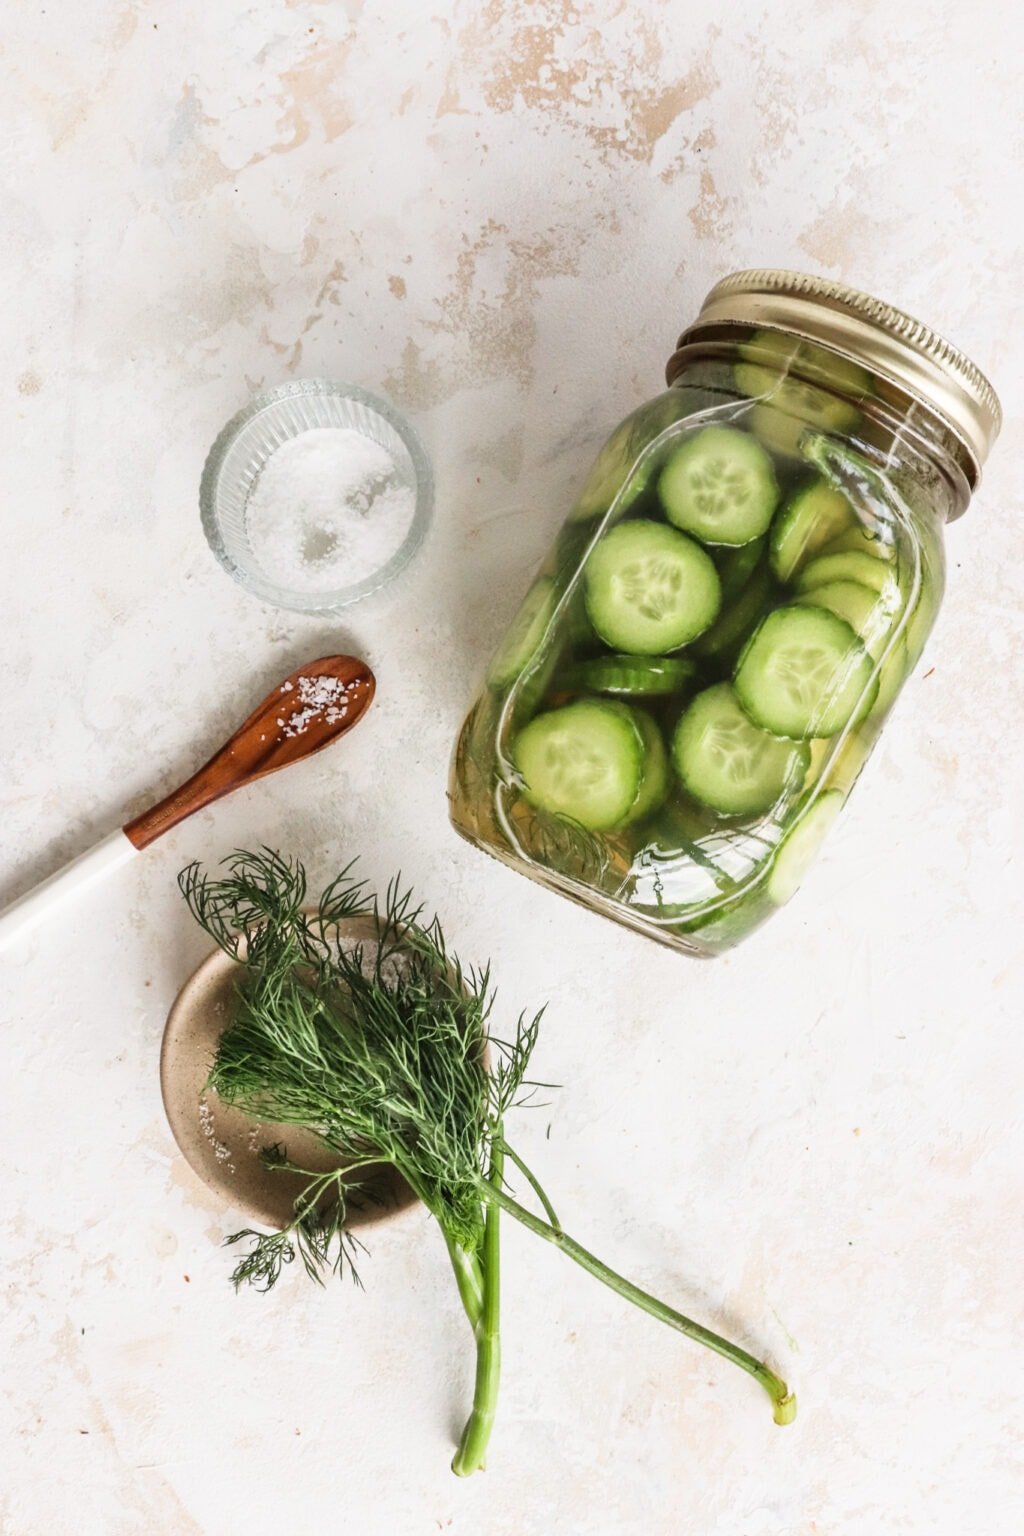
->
xmin=735 ymin=330 xmax=872 ymax=460
xmin=486 ymin=404 xmax=924 ymax=919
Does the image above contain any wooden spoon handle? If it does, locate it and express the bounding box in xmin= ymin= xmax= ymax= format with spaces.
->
xmin=124 ymin=751 xmax=256 ymax=850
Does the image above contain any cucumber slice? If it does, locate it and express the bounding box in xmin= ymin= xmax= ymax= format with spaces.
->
xmin=734 ymin=605 xmax=877 ymax=739
xmin=747 ymin=396 xmax=860 ymax=459
xmin=804 ymin=724 xmax=880 ymax=796
xmin=565 ymin=653 xmax=698 ymax=699
xmin=767 ymin=790 xmax=844 ymax=905
xmin=872 ymin=638 xmax=907 ymax=716
xmin=796 ymin=579 xmax=900 ymax=661
xmin=802 ymin=737 xmax=832 ymax=789
xmin=904 ymin=572 xmax=942 ymax=669
xmin=563 ymin=587 xmax=596 ymax=649
xmin=693 ymin=558 xmax=775 ymax=662
xmin=736 ymin=333 xmax=869 ymax=459
xmin=672 ymin=682 xmax=810 ymax=817
xmin=514 ymin=699 xmax=643 ymax=830
xmin=584 ymin=520 xmax=721 ymax=654
xmin=571 ymin=421 xmax=637 ymax=522
xmin=737 ymin=331 xmax=874 ymax=395
xmin=831 ymin=729 xmax=875 ymax=795
xmin=716 ymin=533 xmax=768 ymax=603
xmin=553 ymin=520 xmax=596 ymax=577
xmin=627 ymin=708 xmax=670 ymax=822
xmin=659 ymin=426 xmax=779 ymax=546
xmin=770 ymin=480 xmax=855 ymax=582
xmin=487 ymin=577 xmax=557 ymax=689
xmin=571 ymin=393 xmax=699 ymax=522
xmin=796 ymin=551 xmax=898 ymax=597
xmin=819 ymin=525 xmax=896 ymax=562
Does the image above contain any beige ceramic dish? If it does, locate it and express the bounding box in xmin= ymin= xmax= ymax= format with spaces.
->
xmin=161 ymin=915 xmax=417 ymax=1230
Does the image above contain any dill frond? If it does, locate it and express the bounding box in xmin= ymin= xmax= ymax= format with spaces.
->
xmin=180 ymin=850 xmax=542 ymax=1263
xmin=179 ymin=849 xmax=795 ymax=1473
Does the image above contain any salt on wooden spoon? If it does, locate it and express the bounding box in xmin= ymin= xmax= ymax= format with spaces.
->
xmin=0 ymin=655 xmax=375 ymax=951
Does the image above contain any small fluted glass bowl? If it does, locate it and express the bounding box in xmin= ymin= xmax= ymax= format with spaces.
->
xmin=199 ymin=379 xmax=433 ymax=612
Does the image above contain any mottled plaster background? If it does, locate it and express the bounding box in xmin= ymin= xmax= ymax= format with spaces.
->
xmin=2 ymin=3 xmax=1023 ymax=1533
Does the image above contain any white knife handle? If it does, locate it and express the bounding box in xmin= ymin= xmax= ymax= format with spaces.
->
xmin=0 ymin=830 xmax=139 ymax=953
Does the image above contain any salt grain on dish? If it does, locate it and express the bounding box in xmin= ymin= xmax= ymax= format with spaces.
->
xmin=246 ymin=427 xmax=415 ymax=593
xmin=198 ymin=1097 xmax=235 ymax=1173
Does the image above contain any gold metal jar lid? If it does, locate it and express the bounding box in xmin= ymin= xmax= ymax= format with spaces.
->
xmin=669 ymin=269 xmax=1002 ymax=488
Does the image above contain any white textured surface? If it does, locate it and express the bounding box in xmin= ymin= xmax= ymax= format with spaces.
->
xmin=2 ymin=4 xmax=1023 ymax=1533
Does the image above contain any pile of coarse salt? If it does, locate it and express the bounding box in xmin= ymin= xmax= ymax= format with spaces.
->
xmin=198 ymin=1097 xmax=235 ymax=1173
xmin=246 ymin=426 xmax=415 ymax=593
xmin=276 ymin=672 xmax=359 ymax=739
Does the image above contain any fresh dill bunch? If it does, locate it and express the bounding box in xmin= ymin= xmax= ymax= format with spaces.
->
xmin=184 ymin=850 xmax=540 ymax=1263
xmin=180 ymin=849 xmax=795 ymax=1477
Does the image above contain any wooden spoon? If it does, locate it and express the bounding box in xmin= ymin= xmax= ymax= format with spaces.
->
xmin=0 ymin=655 xmax=375 ymax=951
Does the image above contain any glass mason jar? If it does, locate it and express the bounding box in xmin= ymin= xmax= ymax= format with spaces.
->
xmin=449 ymin=271 xmax=1001 ymax=956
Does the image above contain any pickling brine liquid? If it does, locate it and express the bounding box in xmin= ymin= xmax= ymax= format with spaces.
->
xmin=450 ymin=332 xmax=948 ymax=957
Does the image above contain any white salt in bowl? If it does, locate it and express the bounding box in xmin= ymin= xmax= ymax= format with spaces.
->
xmin=200 ymin=379 xmax=434 ymax=612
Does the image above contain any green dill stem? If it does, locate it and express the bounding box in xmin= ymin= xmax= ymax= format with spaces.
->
xmin=445 ymin=1237 xmax=485 ymax=1329
xmin=486 ymin=1186 xmax=796 ymax=1426
xmin=390 ymin=1162 xmax=484 ymax=1329
xmin=497 ymin=1138 xmax=561 ymax=1230
xmin=451 ymin=1143 xmax=504 ymax=1476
